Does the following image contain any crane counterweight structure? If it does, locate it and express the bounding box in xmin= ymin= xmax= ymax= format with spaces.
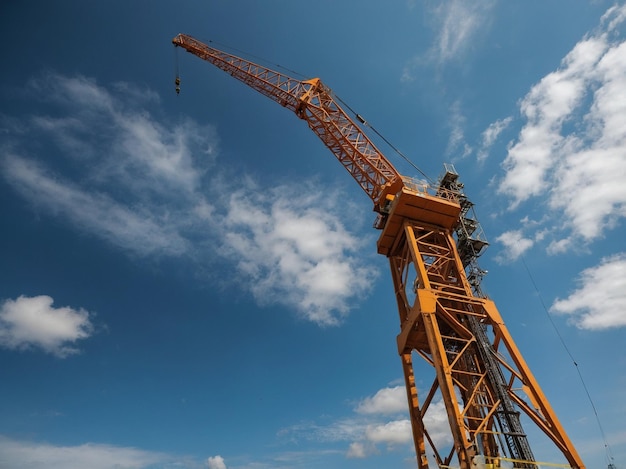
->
xmin=173 ymin=33 xmax=586 ymax=469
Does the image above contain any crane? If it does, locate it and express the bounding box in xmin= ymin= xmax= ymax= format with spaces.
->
xmin=172 ymin=33 xmax=586 ymax=469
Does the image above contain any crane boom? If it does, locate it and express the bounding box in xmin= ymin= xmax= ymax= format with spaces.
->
xmin=172 ymin=33 xmax=401 ymax=205
xmin=173 ymin=33 xmax=586 ymax=469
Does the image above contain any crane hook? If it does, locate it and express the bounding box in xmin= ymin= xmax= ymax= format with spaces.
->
xmin=175 ymin=76 xmax=181 ymax=95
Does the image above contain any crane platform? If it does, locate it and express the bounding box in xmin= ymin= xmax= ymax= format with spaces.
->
xmin=377 ymin=185 xmax=462 ymax=256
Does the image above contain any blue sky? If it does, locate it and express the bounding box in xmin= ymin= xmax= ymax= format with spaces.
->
xmin=1 ymin=1 xmax=625 ymax=468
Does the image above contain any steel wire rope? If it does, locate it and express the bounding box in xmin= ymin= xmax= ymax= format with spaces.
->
xmin=333 ymin=94 xmax=434 ymax=184
xmin=520 ymin=255 xmax=615 ymax=468
xmin=194 ymin=37 xmax=434 ymax=185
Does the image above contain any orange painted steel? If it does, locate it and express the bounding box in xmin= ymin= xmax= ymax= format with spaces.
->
xmin=387 ymin=206 xmax=584 ymax=468
xmin=172 ymin=34 xmax=401 ymax=206
xmin=173 ymin=33 xmax=585 ymax=469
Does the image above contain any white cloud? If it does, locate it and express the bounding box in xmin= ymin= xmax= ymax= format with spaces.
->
xmin=219 ymin=185 xmax=375 ymax=326
xmin=1 ymin=73 xmax=375 ymax=327
xmin=1 ymin=73 xmax=212 ymax=257
xmin=494 ymin=230 xmax=533 ymax=263
xmin=445 ymin=101 xmax=472 ymax=159
xmin=281 ymin=384 xmax=451 ymax=460
xmin=364 ymin=419 xmax=412 ymax=446
xmin=477 ymin=117 xmax=512 ymax=162
xmin=29 ymin=73 xmax=214 ymax=192
xmin=355 ymin=386 xmax=407 ymax=415
xmin=207 ymin=455 xmax=227 ymax=469
xmin=546 ymin=237 xmax=572 ymax=256
xmin=0 ymin=295 xmax=94 ymax=357
xmin=421 ymin=399 xmax=453 ymax=448
xmin=402 ymin=0 xmax=496 ymax=80
xmin=433 ymin=0 xmax=495 ymax=62
xmin=498 ymin=35 xmax=609 ymax=206
xmin=346 ymin=441 xmax=368 ymax=458
xmin=2 ymin=154 xmax=190 ymax=257
xmin=0 ymin=436 xmax=173 ymax=469
xmin=551 ymin=254 xmax=626 ymax=330
xmin=497 ymin=5 xmax=626 ymax=246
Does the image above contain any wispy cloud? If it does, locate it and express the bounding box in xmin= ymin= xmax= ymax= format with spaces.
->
xmin=551 ymin=253 xmax=626 ymax=330
xmin=433 ymin=0 xmax=496 ymax=63
xmin=0 ymin=295 xmax=93 ymax=357
xmin=0 ymin=436 xmax=180 ymax=469
xmin=2 ymin=154 xmax=190 ymax=257
xmin=445 ymin=100 xmax=472 ymax=159
xmin=402 ymin=0 xmax=496 ymax=81
xmin=1 ymin=73 xmax=374 ymax=326
xmin=477 ymin=116 xmax=512 ymax=162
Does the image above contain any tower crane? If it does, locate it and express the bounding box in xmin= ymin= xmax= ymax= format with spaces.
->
xmin=172 ymin=33 xmax=586 ymax=469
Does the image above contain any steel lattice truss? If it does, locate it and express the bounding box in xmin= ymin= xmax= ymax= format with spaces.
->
xmin=173 ymin=33 xmax=400 ymax=204
xmin=391 ymin=220 xmax=578 ymax=468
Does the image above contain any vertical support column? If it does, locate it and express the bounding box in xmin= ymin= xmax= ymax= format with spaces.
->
xmin=419 ymin=294 xmax=474 ymax=468
xmin=393 ymin=222 xmax=476 ymax=468
xmin=402 ymin=352 xmax=429 ymax=469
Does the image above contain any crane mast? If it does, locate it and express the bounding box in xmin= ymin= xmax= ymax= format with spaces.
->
xmin=173 ymin=33 xmax=585 ymax=469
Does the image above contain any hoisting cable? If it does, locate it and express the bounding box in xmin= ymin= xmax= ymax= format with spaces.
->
xmin=174 ymin=43 xmax=181 ymax=95
xmin=520 ymin=255 xmax=616 ymax=468
xmin=334 ymin=94 xmax=435 ymax=185
xmin=182 ymin=37 xmax=433 ymax=184
xmin=183 ymin=39 xmax=435 ymax=185
xmin=205 ymin=38 xmax=309 ymax=81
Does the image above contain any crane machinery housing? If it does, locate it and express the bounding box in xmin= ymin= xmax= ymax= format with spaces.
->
xmin=172 ymin=33 xmax=586 ymax=469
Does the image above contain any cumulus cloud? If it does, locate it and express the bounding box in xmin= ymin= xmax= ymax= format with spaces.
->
xmin=346 ymin=441 xmax=368 ymax=459
xmin=0 ymin=436 xmax=172 ymax=469
xmin=551 ymin=254 xmax=626 ymax=330
xmin=218 ymin=184 xmax=374 ymax=326
xmin=355 ymin=385 xmax=407 ymax=415
xmin=499 ymin=36 xmax=608 ymax=205
xmin=0 ymin=295 xmax=94 ymax=357
xmin=365 ymin=420 xmax=412 ymax=446
xmin=280 ymin=384 xmax=451 ymax=460
xmin=207 ymin=455 xmax=227 ymax=469
xmin=494 ymin=229 xmax=534 ymax=263
xmin=1 ymin=73 xmax=375 ymax=327
xmin=497 ymin=4 xmax=626 ymax=246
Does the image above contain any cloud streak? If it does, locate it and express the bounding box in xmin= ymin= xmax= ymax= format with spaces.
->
xmin=0 ymin=436 xmax=179 ymax=469
xmin=433 ymin=0 xmax=496 ymax=63
xmin=402 ymin=0 xmax=496 ymax=81
xmin=2 ymin=155 xmax=190 ymax=256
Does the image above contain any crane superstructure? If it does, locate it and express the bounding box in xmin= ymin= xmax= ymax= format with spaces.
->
xmin=172 ymin=33 xmax=585 ymax=469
